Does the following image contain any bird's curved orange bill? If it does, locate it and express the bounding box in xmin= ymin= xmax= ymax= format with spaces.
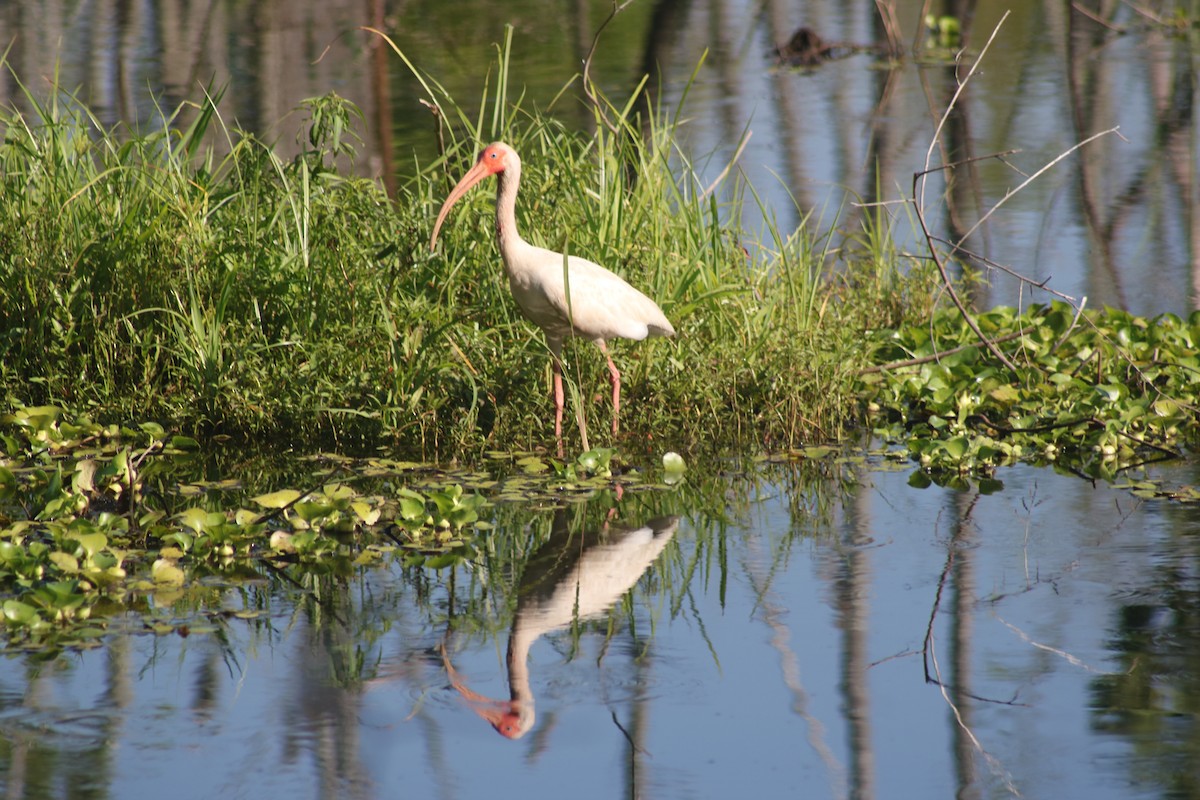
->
xmin=429 ymin=159 xmax=493 ymax=252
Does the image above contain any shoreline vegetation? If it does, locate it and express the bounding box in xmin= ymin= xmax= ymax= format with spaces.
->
xmin=0 ymin=42 xmax=936 ymax=462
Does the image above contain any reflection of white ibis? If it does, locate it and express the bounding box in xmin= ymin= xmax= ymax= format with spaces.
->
xmin=428 ymin=142 xmax=676 ymax=456
xmin=443 ymin=510 xmax=679 ymax=739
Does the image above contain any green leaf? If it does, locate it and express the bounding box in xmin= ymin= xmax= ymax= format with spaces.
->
xmin=2 ymin=600 xmax=38 ymax=626
xmin=942 ymin=437 xmax=969 ymax=460
xmin=252 ymin=489 xmax=302 ymax=509
xmin=49 ymin=552 xmax=80 ymax=573
xmin=662 ymin=452 xmax=686 ymax=472
xmin=907 ymin=470 xmax=932 ymax=489
xmin=178 ymin=507 xmax=219 ymax=533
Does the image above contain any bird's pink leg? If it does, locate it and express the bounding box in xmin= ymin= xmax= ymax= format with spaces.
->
xmin=552 ymin=352 xmax=565 ymax=458
xmin=598 ymin=341 xmax=621 ymax=436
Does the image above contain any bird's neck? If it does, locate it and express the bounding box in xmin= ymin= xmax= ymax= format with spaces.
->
xmin=507 ymin=622 xmax=535 ymax=705
xmin=495 ymin=160 xmax=525 ymax=254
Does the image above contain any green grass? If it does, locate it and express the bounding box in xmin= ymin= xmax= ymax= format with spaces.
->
xmin=0 ymin=42 xmax=931 ymax=460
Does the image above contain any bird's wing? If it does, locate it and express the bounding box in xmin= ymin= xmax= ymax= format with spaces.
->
xmin=529 ymin=249 xmax=674 ymax=342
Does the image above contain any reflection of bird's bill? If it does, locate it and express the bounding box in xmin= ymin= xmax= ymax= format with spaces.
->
xmin=440 ymin=642 xmax=529 ymax=739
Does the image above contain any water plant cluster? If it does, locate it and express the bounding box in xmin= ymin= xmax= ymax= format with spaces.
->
xmin=0 ymin=38 xmax=914 ymax=651
xmin=863 ymin=302 xmax=1200 ymax=484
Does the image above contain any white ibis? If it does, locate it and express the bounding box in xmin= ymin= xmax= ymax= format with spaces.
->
xmin=429 ymin=142 xmax=675 ymax=456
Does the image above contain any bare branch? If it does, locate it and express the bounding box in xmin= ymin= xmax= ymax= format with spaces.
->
xmin=913 ymin=13 xmax=1019 ymax=370
xmin=582 ymin=0 xmax=638 ymax=135
xmin=952 ymin=127 xmax=1124 ymax=248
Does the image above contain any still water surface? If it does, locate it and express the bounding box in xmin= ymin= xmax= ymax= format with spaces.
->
xmin=2 ymin=458 xmax=1196 ymax=799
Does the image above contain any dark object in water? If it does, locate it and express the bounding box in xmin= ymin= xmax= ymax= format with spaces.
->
xmin=775 ymin=27 xmax=832 ymax=66
xmin=774 ymin=26 xmax=885 ymax=67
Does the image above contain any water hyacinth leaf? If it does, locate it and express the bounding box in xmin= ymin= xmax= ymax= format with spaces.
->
xmin=577 ymin=448 xmax=614 ymax=474
xmin=2 ymin=600 xmax=38 ymax=626
xmin=0 ymin=541 xmax=22 ymax=564
xmin=12 ymin=406 xmax=63 ymax=427
xmin=518 ymin=456 xmax=549 ymax=474
xmin=49 ymin=552 xmax=80 ymax=574
xmin=942 ymin=437 xmax=969 ymax=460
xmin=427 ymin=486 xmax=463 ymax=514
xmin=351 ymin=501 xmax=381 ymax=525
xmin=323 ymin=483 xmax=355 ymax=501
xmin=908 ymin=470 xmax=932 ymax=489
xmin=163 ymin=532 xmax=193 ymax=553
xmin=111 ymin=448 xmax=130 ymax=478
xmin=139 ymin=422 xmax=166 ymax=438
xmin=178 ymin=507 xmax=219 ymax=533
xmin=397 ymin=489 xmax=427 ymax=521
xmin=253 ymin=489 xmax=303 ymax=508
xmin=72 ymin=532 xmax=108 ymax=557
xmin=295 ymin=501 xmax=335 ymax=522
xmin=151 ymin=559 xmax=185 ymax=585
xmin=73 ymin=459 xmax=99 ymax=493
xmin=30 ymin=580 xmax=86 ymax=608
xmin=663 ymin=452 xmax=686 ymax=473
xmin=139 ymin=509 xmax=166 ymax=528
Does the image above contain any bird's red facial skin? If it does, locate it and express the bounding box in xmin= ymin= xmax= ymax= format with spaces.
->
xmin=492 ymin=711 xmax=523 ymax=739
xmin=478 ymin=144 xmax=509 ymax=175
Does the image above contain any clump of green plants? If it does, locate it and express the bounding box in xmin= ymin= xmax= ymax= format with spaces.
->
xmin=0 ymin=31 xmax=929 ymax=459
xmin=861 ymin=302 xmax=1200 ymax=484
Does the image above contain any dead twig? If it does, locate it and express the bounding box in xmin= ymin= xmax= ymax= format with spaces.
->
xmin=582 ymin=0 xmax=638 ymax=135
xmin=1070 ymin=3 xmax=1125 ymax=31
xmin=858 ymin=325 xmax=1036 ymax=374
xmin=913 ymin=12 xmax=1123 ymax=377
xmin=913 ymin=12 xmax=1018 ymax=371
xmin=953 ymin=127 xmax=1125 ymax=250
